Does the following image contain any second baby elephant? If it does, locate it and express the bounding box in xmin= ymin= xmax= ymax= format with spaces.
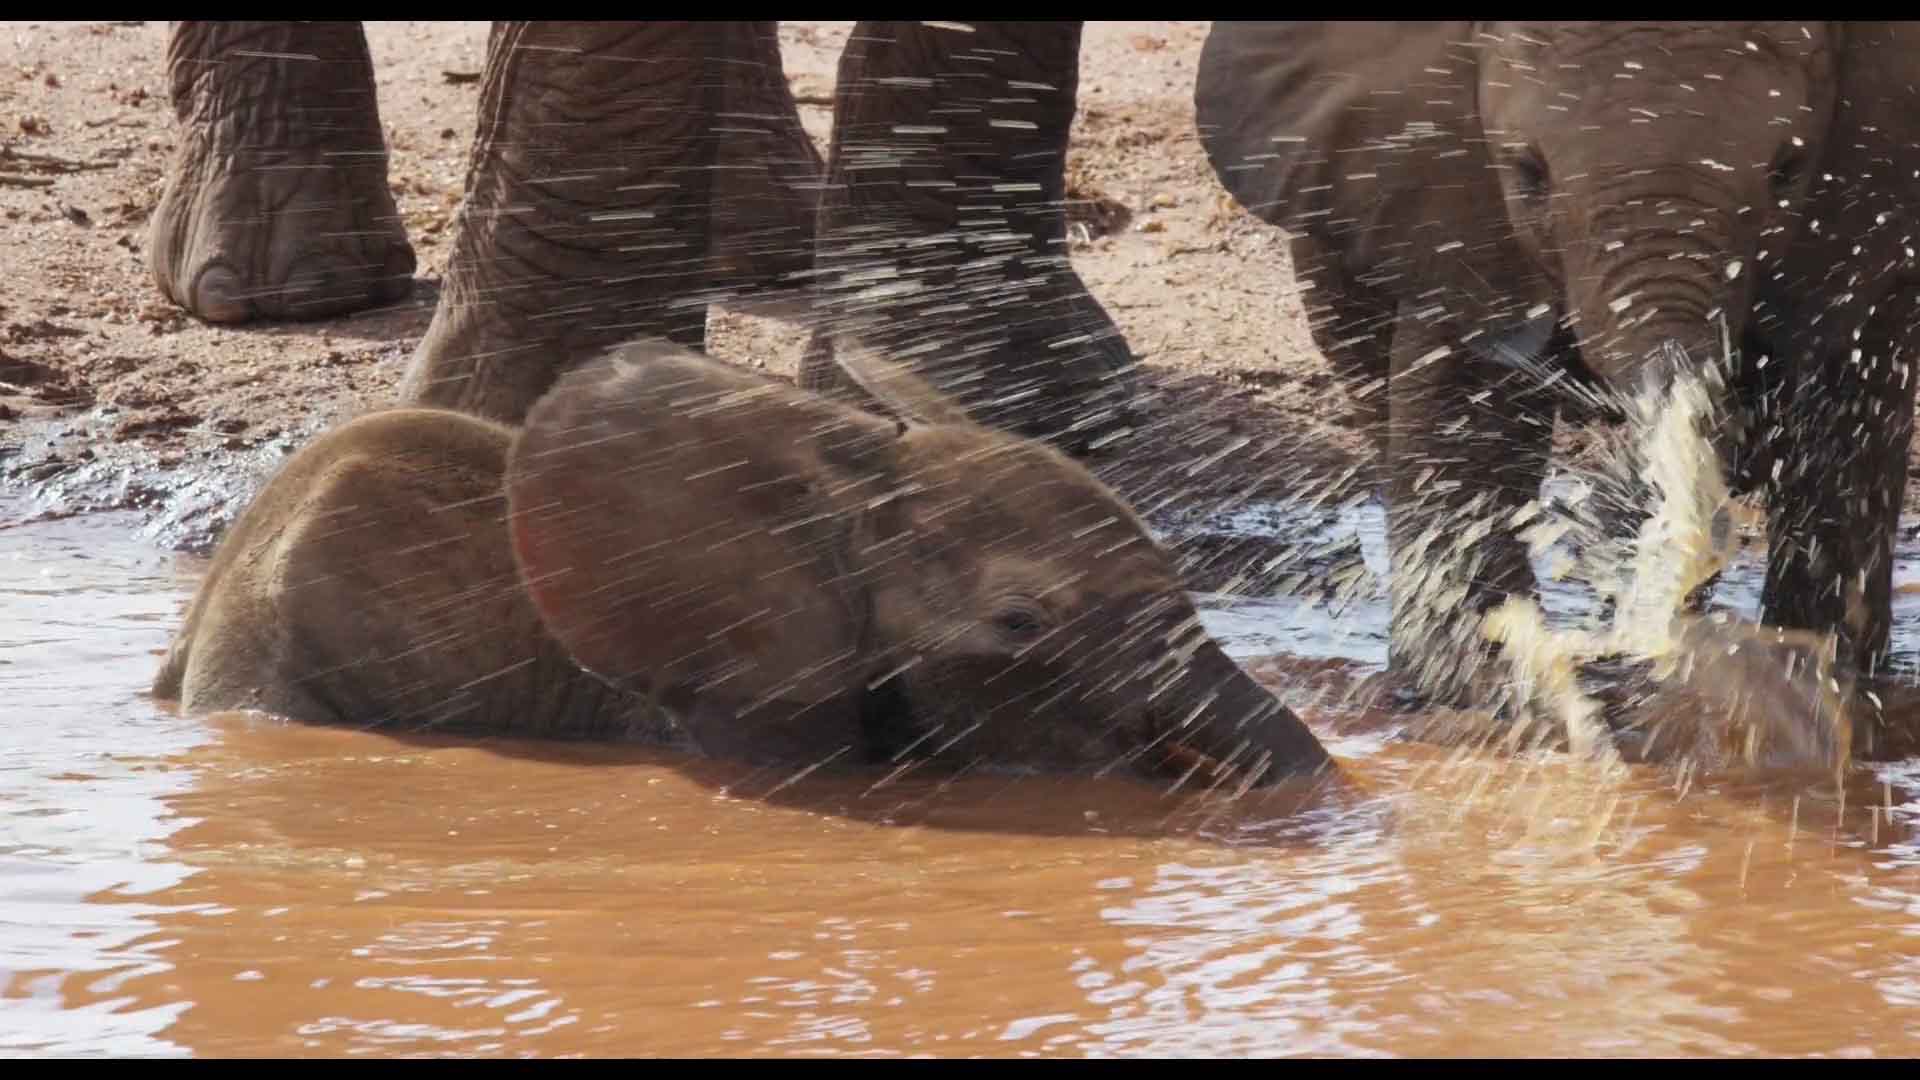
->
xmin=1198 ymin=22 xmax=1920 ymax=752
xmin=152 ymin=339 xmax=1330 ymax=786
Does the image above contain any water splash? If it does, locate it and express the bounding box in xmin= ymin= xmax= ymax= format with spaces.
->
xmin=1482 ymin=350 xmax=1850 ymax=779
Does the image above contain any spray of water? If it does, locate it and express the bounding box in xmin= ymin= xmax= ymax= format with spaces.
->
xmin=1479 ymin=333 xmax=1851 ymax=780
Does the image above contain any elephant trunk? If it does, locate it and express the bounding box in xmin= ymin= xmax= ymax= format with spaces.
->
xmin=1152 ymin=640 xmax=1330 ymax=786
xmin=1548 ymin=183 xmax=1772 ymax=601
xmin=1573 ymin=182 xmax=1752 ymax=372
xmin=1567 ymin=186 xmax=1755 ymax=457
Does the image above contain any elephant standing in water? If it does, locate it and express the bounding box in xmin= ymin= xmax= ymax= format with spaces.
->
xmin=152 ymin=337 xmax=1331 ymax=786
xmin=1198 ymin=22 xmax=1920 ymax=755
xmin=148 ymin=20 xmax=1136 ymax=452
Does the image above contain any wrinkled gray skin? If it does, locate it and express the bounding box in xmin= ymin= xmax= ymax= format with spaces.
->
xmin=149 ymin=20 xmax=1134 ymax=453
xmin=152 ymin=337 xmax=1330 ymax=787
xmin=1198 ymin=22 xmax=1920 ymax=756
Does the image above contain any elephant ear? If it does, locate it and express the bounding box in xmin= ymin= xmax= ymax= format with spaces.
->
xmin=1195 ymin=22 xmax=1505 ymax=279
xmin=829 ymin=334 xmax=976 ymax=428
xmin=506 ymin=337 xmax=905 ymax=706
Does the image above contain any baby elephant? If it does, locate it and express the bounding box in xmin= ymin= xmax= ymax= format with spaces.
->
xmin=153 ymin=339 xmax=1330 ymax=788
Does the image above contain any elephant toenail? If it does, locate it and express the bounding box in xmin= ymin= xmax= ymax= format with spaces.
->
xmin=189 ymin=264 xmax=253 ymax=324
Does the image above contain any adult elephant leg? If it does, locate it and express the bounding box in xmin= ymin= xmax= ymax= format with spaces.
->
xmin=1762 ymin=291 xmax=1920 ymax=759
xmin=1726 ymin=326 xmax=1796 ymax=499
xmin=798 ymin=20 xmax=1135 ymax=455
xmin=1383 ymin=308 xmax=1554 ymax=711
xmin=401 ymin=21 xmax=822 ymax=425
xmin=1296 ymin=244 xmax=1394 ymax=473
xmin=149 ymin=22 xmax=415 ymax=323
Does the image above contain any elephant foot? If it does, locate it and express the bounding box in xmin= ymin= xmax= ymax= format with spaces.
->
xmin=149 ymin=22 xmax=414 ymax=323
xmin=149 ymin=139 xmax=415 ymax=323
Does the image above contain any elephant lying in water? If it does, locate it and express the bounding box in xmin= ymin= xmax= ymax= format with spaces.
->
xmin=152 ymin=339 xmax=1330 ymax=786
xmin=1198 ymin=22 xmax=1920 ymax=756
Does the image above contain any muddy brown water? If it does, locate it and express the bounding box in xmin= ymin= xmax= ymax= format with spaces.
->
xmin=7 ymin=497 xmax=1920 ymax=1057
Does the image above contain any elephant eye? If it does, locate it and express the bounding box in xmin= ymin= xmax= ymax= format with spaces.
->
xmin=1510 ymin=150 xmax=1551 ymax=204
xmin=1769 ymin=147 xmax=1807 ymax=198
xmin=991 ymin=604 xmax=1049 ymax=643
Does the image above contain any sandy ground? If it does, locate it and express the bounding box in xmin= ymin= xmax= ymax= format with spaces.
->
xmin=0 ymin=20 xmax=1369 ymax=578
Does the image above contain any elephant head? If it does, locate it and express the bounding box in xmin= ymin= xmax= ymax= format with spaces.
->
xmin=1197 ymin=21 xmax=1920 ymax=433
xmin=504 ymin=338 xmax=1331 ymax=785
